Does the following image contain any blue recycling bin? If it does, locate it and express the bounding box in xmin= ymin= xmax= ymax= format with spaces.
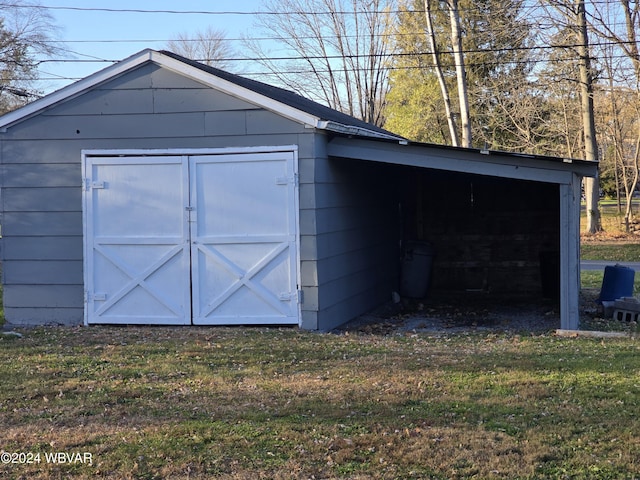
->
xmin=598 ymin=265 xmax=635 ymax=304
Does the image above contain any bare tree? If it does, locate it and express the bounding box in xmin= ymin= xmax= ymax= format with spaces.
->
xmin=247 ymin=0 xmax=395 ymax=126
xmin=0 ymin=1 xmax=61 ymax=112
xmin=603 ymin=85 xmax=640 ymax=229
xmin=541 ymin=0 xmax=602 ymax=233
xmin=534 ymin=27 xmax=584 ymax=159
xmin=588 ymin=0 xmax=640 ymax=84
xmin=588 ymin=0 xmax=640 ymax=230
xmin=166 ymin=26 xmax=236 ymax=71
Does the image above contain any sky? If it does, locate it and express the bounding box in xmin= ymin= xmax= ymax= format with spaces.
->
xmin=35 ymin=0 xmax=268 ymax=94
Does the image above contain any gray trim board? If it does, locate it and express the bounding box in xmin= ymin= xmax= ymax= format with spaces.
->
xmin=327 ymin=136 xmax=597 ymax=183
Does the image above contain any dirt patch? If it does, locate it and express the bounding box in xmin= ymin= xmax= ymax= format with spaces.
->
xmin=338 ymin=287 xmax=639 ymax=336
xmin=336 ymin=292 xmax=563 ymax=335
xmin=580 ymin=231 xmax=640 ymax=243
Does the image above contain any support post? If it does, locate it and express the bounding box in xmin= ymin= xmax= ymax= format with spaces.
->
xmin=559 ymin=177 xmax=582 ymax=330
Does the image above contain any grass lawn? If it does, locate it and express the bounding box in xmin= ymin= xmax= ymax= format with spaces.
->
xmin=0 ymin=225 xmax=638 ymax=478
xmin=1 ymin=327 xmax=639 ymax=479
xmin=581 ymin=243 xmax=640 ymax=263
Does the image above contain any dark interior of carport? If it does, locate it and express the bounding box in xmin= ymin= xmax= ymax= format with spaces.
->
xmin=334 ymin=157 xmax=561 ymax=310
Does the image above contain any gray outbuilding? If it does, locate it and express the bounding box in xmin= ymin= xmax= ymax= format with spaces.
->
xmin=0 ymin=49 xmax=596 ymax=331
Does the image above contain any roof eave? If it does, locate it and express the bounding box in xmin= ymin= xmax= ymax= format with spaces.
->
xmin=154 ymin=53 xmax=402 ymax=140
xmin=0 ymin=49 xmax=408 ymax=140
xmin=327 ymin=135 xmax=598 ymax=183
xmin=0 ymin=49 xmax=156 ymax=131
xmin=0 ymin=49 xmax=324 ymax=132
xmin=149 ymin=51 xmax=323 ymax=128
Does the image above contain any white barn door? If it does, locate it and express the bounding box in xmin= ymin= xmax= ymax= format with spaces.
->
xmin=190 ymin=153 xmax=299 ymax=325
xmin=83 ymin=150 xmax=299 ymax=326
xmin=83 ymin=156 xmax=191 ymax=325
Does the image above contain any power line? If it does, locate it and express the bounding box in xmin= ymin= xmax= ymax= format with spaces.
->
xmin=22 ymin=56 xmax=636 ymax=87
xmin=0 ymin=4 xmax=403 ymax=16
xmin=2 ymin=3 xmax=635 ymax=83
xmin=3 ymin=2 xmax=634 ymax=52
xmin=22 ymin=49 xmax=637 ymax=84
xmin=0 ymin=4 xmax=260 ymax=15
xmin=0 ymin=1 xmax=620 ymax=16
xmin=33 ymin=37 xmax=639 ymax=65
xmin=28 ymin=14 xmax=640 ymax=46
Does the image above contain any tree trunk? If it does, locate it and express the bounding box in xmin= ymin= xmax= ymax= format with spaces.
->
xmin=625 ymin=134 xmax=640 ymax=227
xmin=576 ymin=0 xmax=602 ymax=234
xmin=447 ymin=0 xmax=472 ymax=148
xmin=424 ymin=0 xmax=459 ymax=146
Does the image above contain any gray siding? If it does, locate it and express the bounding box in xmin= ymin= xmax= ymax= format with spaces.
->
xmin=312 ymin=157 xmax=399 ymax=331
xmin=2 ymin=236 xmax=83 ymax=260
xmin=1 ymin=62 xmax=319 ymax=327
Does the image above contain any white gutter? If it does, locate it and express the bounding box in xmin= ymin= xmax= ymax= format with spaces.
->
xmin=316 ymin=120 xmax=406 ymax=142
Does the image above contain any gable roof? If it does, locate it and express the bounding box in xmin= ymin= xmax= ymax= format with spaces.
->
xmin=158 ymin=50 xmax=398 ymax=139
xmin=0 ymin=48 xmax=403 ymax=140
xmin=0 ymin=48 xmax=599 ymax=180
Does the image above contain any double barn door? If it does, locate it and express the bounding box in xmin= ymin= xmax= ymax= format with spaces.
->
xmin=83 ymin=150 xmax=299 ymax=325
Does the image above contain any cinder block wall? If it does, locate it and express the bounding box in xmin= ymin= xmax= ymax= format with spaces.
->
xmin=401 ymin=169 xmax=560 ymax=297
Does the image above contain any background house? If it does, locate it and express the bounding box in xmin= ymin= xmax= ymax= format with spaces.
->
xmin=0 ymin=49 xmax=596 ymax=330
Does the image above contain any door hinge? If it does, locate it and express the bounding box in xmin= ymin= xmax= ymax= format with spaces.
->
xmin=84 ymin=179 xmax=105 ymax=191
xmin=86 ymin=292 xmax=107 ymax=302
xmin=298 ymin=289 xmax=304 ymax=304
